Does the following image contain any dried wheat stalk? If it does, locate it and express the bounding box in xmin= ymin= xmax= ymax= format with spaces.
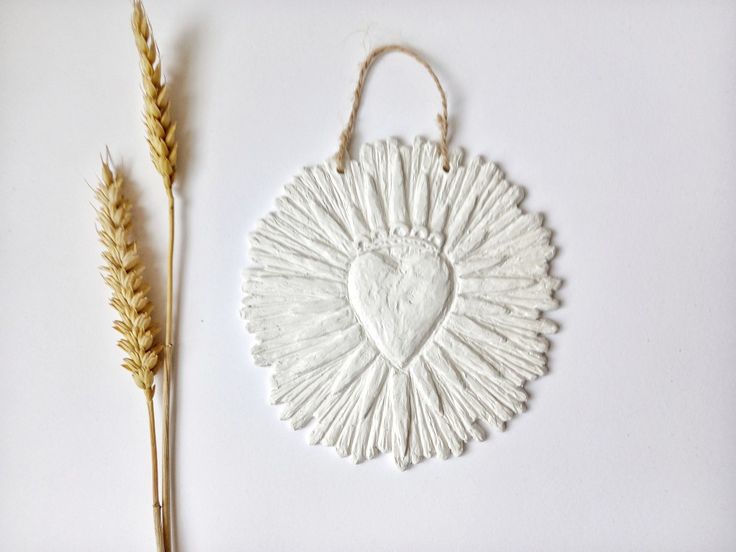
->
xmin=94 ymin=157 xmax=165 ymax=552
xmin=132 ymin=2 xmax=178 ymax=550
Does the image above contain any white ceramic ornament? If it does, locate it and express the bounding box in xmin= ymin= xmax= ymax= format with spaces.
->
xmin=242 ymin=46 xmax=559 ymax=469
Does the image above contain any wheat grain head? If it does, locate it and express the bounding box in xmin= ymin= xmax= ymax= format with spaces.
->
xmin=131 ymin=0 xmax=177 ymax=188
xmin=95 ymin=157 xmax=161 ymax=397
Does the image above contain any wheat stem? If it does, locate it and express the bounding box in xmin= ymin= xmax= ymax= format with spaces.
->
xmin=161 ymin=187 xmax=174 ymax=551
xmin=147 ymin=395 xmax=165 ymax=552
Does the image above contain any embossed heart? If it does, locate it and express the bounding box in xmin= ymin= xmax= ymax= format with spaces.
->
xmin=347 ymin=244 xmax=453 ymax=369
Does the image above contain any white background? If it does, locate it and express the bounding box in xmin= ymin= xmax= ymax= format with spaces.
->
xmin=1 ymin=1 xmax=735 ymax=550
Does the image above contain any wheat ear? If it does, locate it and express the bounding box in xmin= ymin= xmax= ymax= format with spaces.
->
xmin=94 ymin=157 xmax=165 ymax=552
xmin=95 ymin=158 xmax=160 ymax=393
xmin=132 ymin=2 xmax=177 ymax=550
xmin=132 ymin=0 xmax=177 ymax=187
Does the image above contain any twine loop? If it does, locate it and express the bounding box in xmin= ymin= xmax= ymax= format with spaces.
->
xmin=335 ymin=44 xmax=450 ymax=174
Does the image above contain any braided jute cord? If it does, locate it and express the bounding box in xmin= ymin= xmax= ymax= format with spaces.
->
xmin=335 ymin=44 xmax=450 ymax=174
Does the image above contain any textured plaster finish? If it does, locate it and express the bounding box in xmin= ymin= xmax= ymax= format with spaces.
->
xmin=243 ymin=138 xmax=558 ymax=468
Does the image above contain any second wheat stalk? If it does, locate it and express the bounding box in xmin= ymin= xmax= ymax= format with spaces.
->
xmin=95 ymin=158 xmax=165 ymax=552
xmin=132 ymin=2 xmax=178 ymax=550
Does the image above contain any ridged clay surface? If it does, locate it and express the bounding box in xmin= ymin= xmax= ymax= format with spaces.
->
xmin=243 ymin=138 xmax=559 ymax=469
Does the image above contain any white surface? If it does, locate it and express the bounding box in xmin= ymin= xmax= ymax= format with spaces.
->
xmin=244 ymin=137 xmax=558 ymax=469
xmin=1 ymin=0 xmax=735 ymax=550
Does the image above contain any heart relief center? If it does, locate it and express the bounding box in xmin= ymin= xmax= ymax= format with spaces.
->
xmin=347 ymin=242 xmax=454 ymax=369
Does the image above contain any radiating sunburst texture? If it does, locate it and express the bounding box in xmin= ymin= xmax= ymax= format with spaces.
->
xmin=243 ymin=137 xmax=559 ymax=469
